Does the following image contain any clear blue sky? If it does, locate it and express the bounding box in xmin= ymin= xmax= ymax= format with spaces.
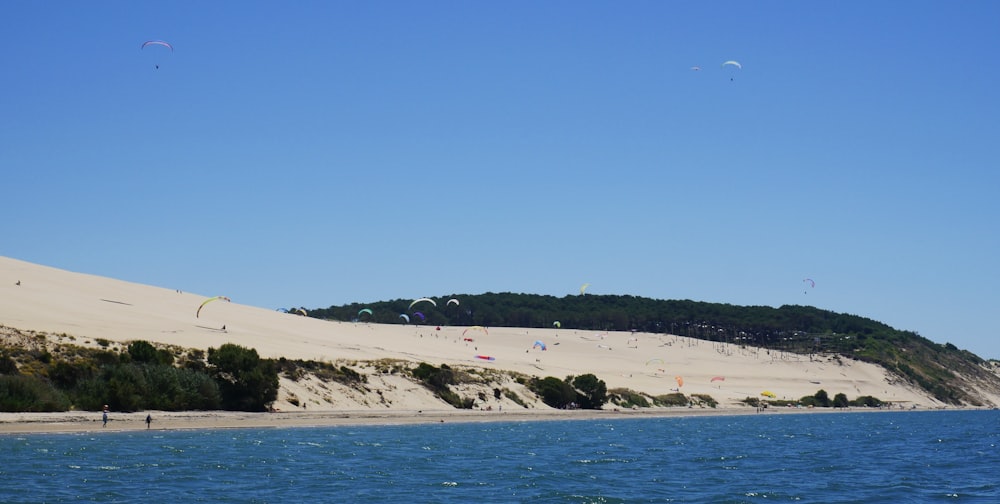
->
xmin=3 ymin=2 xmax=998 ymax=358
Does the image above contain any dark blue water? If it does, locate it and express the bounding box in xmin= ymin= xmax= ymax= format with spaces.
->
xmin=1 ymin=410 xmax=997 ymax=503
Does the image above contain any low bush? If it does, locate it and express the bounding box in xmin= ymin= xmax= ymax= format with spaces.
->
xmin=653 ymin=393 xmax=688 ymax=407
xmin=0 ymin=375 xmax=70 ymax=412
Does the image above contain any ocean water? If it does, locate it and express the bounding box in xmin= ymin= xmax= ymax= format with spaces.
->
xmin=1 ymin=410 xmax=997 ymax=503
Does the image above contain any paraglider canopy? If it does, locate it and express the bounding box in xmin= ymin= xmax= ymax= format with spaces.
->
xmin=141 ymin=40 xmax=173 ymax=51
xmin=196 ymin=296 xmax=230 ymax=318
xmin=463 ymin=326 xmax=488 ymax=336
xmin=409 ymin=298 xmax=436 ymax=310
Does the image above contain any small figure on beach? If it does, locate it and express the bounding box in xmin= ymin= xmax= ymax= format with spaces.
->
xmin=145 ymin=414 xmax=152 ymax=429
xmin=102 ymin=406 xmax=108 ymax=428
xmin=15 ymin=280 xmax=20 ymax=286
xmin=221 ymin=325 xmax=226 ymax=331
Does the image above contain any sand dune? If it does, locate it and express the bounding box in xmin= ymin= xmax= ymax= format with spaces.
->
xmin=1 ymin=256 xmax=961 ymax=427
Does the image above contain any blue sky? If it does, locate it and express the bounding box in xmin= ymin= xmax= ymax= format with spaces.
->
xmin=3 ymin=2 xmax=998 ymax=358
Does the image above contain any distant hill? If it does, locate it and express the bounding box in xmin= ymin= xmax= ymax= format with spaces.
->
xmin=306 ymin=293 xmax=1000 ymax=406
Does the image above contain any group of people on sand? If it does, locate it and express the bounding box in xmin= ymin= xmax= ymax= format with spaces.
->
xmin=101 ymin=405 xmax=153 ymax=429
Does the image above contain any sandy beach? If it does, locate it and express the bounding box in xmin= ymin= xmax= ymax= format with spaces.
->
xmin=3 ymin=256 xmax=994 ymax=435
xmin=2 ymin=404 xmax=933 ymax=435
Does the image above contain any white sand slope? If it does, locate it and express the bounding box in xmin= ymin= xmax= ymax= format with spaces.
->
xmin=0 ymin=256 xmax=959 ymax=410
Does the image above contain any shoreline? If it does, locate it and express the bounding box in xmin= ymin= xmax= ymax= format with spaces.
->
xmin=0 ymin=405 xmax=959 ymax=435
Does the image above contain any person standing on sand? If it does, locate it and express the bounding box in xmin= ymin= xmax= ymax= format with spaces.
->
xmin=102 ymin=409 xmax=108 ymax=427
xmin=145 ymin=414 xmax=152 ymax=429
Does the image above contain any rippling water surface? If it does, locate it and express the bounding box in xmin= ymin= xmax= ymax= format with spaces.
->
xmin=1 ymin=410 xmax=997 ymax=503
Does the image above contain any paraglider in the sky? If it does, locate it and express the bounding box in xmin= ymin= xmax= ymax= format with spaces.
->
xmin=552 ymin=321 xmax=561 ymax=328
xmin=803 ymin=278 xmax=815 ymax=294
xmin=293 ymin=308 xmax=307 ymax=316
xmin=196 ymin=296 xmax=231 ymax=318
xmin=446 ymin=298 xmax=460 ymax=307
xmin=358 ymin=308 xmax=373 ymax=319
xmin=533 ymin=340 xmax=547 ymax=351
xmin=399 ymin=313 xmax=410 ymax=323
xmin=141 ymin=40 xmax=173 ymax=69
xmin=722 ymin=60 xmax=742 ymax=81
xmin=463 ymin=326 xmax=488 ymax=337
xmin=579 ymin=283 xmax=590 ymax=295
xmin=409 ymin=298 xmax=436 ymax=310
xmin=711 ymin=376 xmax=726 ymax=382
xmin=691 ymin=66 xmax=701 ymax=71
xmin=412 ymin=311 xmax=426 ymax=322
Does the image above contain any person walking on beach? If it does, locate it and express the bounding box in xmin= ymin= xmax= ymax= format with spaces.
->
xmin=145 ymin=414 xmax=152 ymax=429
xmin=102 ymin=407 xmax=108 ymax=428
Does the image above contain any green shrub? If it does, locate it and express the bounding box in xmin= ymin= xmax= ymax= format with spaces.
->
xmin=438 ymin=388 xmax=474 ymax=409
xmin=572 ymin=373 xmax=608 ymax=409
xmin=850 ymin=395 xmax=883 ymax=407
xmin=0 ymin=354 xmax=18 ymax=375
xmin=608 ymin=388 xmax=650 ymax=408
xmin=128 ymin=341 xmax=158 ymax=364
xmin=812 ymin=389 xmax=831 ymax=407
xmin=410 ymin=363 xmax=472 ymax=408
xmin=653 ymin=393 xmax=688 ymax=407
xmin=338 ymin=366 xmax=364 ymax=384
xmin=529 ymin=376 xmax=578 ymax=409
xmin=833 ymin=392 xmax=849 ymax=408
xmin=503 ymin=388 xmax=528 ymax=408
xmin=208 ymin=344 xmax=279 ymax=412
xmin=690 ymin=393 xmax=717 ymax=408
xmin=49 ymin=360 xmax=95 ymax=389
xmin=0 ymin=375 xmax=70 ymax=412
